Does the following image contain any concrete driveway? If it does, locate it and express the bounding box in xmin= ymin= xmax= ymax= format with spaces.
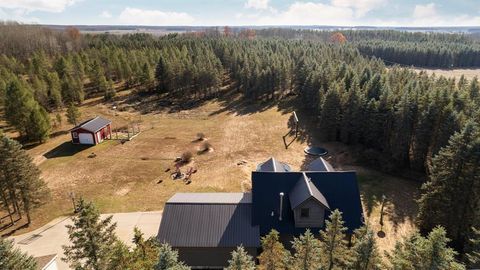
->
xmin=10 ymin=211 xmax=162 ymax=270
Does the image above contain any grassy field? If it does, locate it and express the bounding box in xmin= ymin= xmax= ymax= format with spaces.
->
xmin=2 ymin=90 xmax=420 ymax=252
xmin=413 ymin=68 xmax=480 ymax=80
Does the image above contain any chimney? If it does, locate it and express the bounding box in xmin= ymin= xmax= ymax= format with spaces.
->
xmin=279 ymin=192 xmax=284 ymax=221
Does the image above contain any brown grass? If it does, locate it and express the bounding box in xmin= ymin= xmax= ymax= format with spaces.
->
xmin=413 ymin=68 xmax=480 ymax=81
xmin=4 ymin=91 xmax=419 ymax=253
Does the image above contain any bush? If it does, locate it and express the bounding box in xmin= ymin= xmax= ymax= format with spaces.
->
xmin=196 ymin=133 xmax=206 ymax=141
xmin=199 ymin=141 xmax=212 ymax=153
xmin=181 ymin=151 xmax=193 ymax=163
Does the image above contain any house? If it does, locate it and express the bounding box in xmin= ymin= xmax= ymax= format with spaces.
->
xmin=34 ymin=254 xmax=58 ymax=270
xmin=157 ymin=157 xmax=363 ymax=269
xmin=70 ymin=116 xmax=112 ymax=145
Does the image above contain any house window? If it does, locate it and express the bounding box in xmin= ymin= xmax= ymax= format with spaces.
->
xmin=300 ymin=208 xmax=310 ymax=218
xmin=72 ymin=132 xmax=78 ymax=138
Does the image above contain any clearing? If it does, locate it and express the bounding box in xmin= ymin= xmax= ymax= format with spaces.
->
xmin=413 ymin=68 xmax=480 ymax=80
xmin=4 ymin=90 xmax=419 ymax=252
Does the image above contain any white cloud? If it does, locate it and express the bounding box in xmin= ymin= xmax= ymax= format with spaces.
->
xmin=245 ymin=0 xmax=270 ymax=10
xmin=118 ymin=7 xmax=194 ymax=26
xmin=100 ymin=10 xmax=112 ymax=19
xmin=413 ymin=3 xmax=437 ymax=19
xmin=256 ymin=2 xmax=356 ymax=25
xmin=0 ymin=0 xmax=77 ymax=13
xmin=332 ymin=0 xmax=387 ymax=17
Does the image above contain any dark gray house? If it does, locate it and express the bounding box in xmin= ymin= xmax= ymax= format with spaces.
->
xmin=158 ymin=157 xmax=363 ymax=269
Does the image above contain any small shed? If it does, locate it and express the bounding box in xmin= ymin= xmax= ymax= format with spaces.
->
xmin=70 ymin=116 xmax=112 ymax=145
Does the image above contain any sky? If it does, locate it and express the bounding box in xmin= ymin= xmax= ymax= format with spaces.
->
xmin=0 ymin=0 xmax=479 ymax=27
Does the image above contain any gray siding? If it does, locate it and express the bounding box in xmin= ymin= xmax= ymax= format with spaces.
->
xmin=293 ymin=198 xmax=326 ymax=228
xmin=177 ymin=247 xmax=258 ymax=269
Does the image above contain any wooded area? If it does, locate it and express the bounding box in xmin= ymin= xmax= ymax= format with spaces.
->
xmin=1 ymin=24 xmax=479 ymax=267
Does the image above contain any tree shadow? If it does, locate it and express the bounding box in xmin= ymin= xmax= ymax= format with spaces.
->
xmin=43 ymin=142 xmax=92 ymax=159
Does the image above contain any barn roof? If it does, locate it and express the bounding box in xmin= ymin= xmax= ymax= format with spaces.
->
xmin=252 ymin=171 xmax=363 ymax=234
xmin=256 ymin=157 xmax=291 ymax=172
xmin=307 ymin=157 xmax=335 ymax=172
xmin=71 ymin=116 xmax=111 ymax=132
xmin=158 ymin=193 xmax=260 ymax=248
xmin=289 ymin=172 xmax=329 ymax=210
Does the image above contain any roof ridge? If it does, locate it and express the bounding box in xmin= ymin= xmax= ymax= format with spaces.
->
xmin=303 ymin=172 xmax=313 ymax=196
xmin=271 ymin=157 xmax=277 ymax=172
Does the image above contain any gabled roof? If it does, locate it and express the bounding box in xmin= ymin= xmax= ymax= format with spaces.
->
xmin=289 ymin=172 xmax=329 ymax=209
xmin=158 ymin=193 xmax=260 ymax=248
xmin=256 ymin=157 xmax=291 ymax=172
xmin=71 ymin=116 xmax=111 ymax=132
xmin=34 ymin=254 xmax=57 ymax=270
xmin=252 ymin=171 xmax=363 ymax=234
xmin=307 ymin=157 xmax=335 ymax=172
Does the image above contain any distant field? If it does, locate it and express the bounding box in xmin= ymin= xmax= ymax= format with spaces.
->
xmin=3 ymin=90 xmax=420 ymax=252
xmin=413 ymin=68 xmax=480 ymax=80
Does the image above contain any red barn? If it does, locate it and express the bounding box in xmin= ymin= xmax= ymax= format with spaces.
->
xmin=70 ymin=116 xmax=112 ymax=145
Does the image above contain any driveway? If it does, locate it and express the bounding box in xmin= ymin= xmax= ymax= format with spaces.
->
xmin=10 ymin=211 xmax=162 ymax=270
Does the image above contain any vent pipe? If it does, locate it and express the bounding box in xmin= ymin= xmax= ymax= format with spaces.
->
xmin=279 ymin=192 xmax=284 ymax=221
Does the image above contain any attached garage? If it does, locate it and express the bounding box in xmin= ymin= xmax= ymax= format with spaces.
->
xmin=70 ymin=116 xmax=112 ymax=145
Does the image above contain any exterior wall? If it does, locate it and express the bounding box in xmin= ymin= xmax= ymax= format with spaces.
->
xmin=176 ymin=247 xmax=258 ymax=269
xmin=71 ymin=128 xmax=95 ymax=145
xmin=293 ymin=198 xmax=326 ymax=228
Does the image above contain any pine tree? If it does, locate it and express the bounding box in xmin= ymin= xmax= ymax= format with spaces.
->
xmin=66 ymin=103 xmax=81 ymax=126
xmin=226 ymin=246 xmax=255 ymax=270
xmin=0 ymin=238 xmax=37 ymax=270
xmin=0 ymin=134 xmax=49 ymax=225
xmin=129 ymin=227 xmax=161 ymax=269
xmin=465 ymin=227 xmax=480 ymax=268
xmin=385 ymin=227 xmax=465 ymax=270
xmin=5 ymin=79 xmax=34 ymax=136
xmin=319 ymin=210 xmax=351 ymax=270
xmin=63 ymin=198 xmax=118 ymax=270
xmin=417 ymin=121 xmax=480 ymax=251
xmin=26 ymin=104 xmax=51 ymax=142
xmin=319 ymin=84 xmax=342 ymax=141
xmin=350 ymin=226 xmax=382 ymax=270
xmin=155 ymin=243 xmax=190 ymax=270
xmin=139 ymin=62 xmax=154 ymax=91
xmin=291 ymin=229 xmax=321 ymax=270
xmin=258 ymin=229 xmax=291 ymax=270
xmin=45 ymin=72 xmax=63 ymax=108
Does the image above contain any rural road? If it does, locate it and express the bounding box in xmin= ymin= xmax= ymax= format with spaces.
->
xmin=10 ymin=211 xmax=162 ymax=270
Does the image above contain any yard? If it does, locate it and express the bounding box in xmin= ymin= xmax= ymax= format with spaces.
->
xmin=4 ymin=90 xmax=420 ymax=253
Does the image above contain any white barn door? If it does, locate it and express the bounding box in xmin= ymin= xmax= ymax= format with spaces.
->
xmin=79 ymin=133 xmax=94 ymax=144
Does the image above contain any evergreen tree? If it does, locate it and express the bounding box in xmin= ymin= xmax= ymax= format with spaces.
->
xmin=0 ymin=238 xmax=37 ymax=270
xmin=350 ymin=226 xmax=382 ymax=270
xmin=63 ymin=198 xmax=118 ymax=270
xmin=466 ymin=227 xmax=480 ymax=268
xmin=26 ymin=104 xmax=51 ymax=142
xmin=5 ymin=79 xmax=34 ymax=136
xmin=319 ymin=84 xmax=342 ymax=141
xmin=226 ymin=246 xmax=255 ymax=270
xmin=258 ymin=229 xmax=291 ymax=270
xmin=291 ymin=229 xmax=321 ymax=270
xmin=155 ymin=243 xmax=190 ymax=270
xmin=45 ymin=72 xmax=63 ymax=108
xmin=385 ymin=227 xmax=465 ymax=270
xmin=66 ymin=103 xmax=81 ymax=126
xmin=139 ymin=62 xmax=154 ymax=91
xmin=319 ymin=210 xmax=351 ymax=270
xmin=0 ymin=134 xmax=49 ymax=225
xmin=129 ymin=227 xmax=161 ymax=269
xmin=417 ymin=121 xmax=480 ymax=251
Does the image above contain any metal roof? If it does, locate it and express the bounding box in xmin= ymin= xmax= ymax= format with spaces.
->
xmin=168 ymin=193 xmax=252 ymax=204
xmin=34 ymin=254 xmax=57 ymax=270
xmin=256 ymin=157 xmax=291 ymax=172
xmin=252 ymin=171 xmax=363 ymax=234
xmin=158 ymin=198 xmax=260 ymax=248
xmin=307 ymin=157 xmax=335 ymax=172
xmin=71 ymin=116 xmax=111 ymax=132
xmin=289 ymin=172 xmax=330 ymax=210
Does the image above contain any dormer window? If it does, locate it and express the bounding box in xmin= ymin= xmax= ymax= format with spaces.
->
xmin=300 ymin=208 xmax=310 ymax=218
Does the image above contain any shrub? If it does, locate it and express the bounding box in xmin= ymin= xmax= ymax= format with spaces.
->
xmin=196 ymin=133 xmax=206 ymax=141
xmin=181 ymin=151 xmax=193 ymax=163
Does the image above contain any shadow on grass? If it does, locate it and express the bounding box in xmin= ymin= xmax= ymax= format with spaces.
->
xmin=44 ymin=142 xmax=92 ymax=159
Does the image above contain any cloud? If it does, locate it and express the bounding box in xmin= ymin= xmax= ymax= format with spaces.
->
xmin=408 ymin=3 xmax=480 ymax=26
xmin=332 ymin=0 xmax=387 ymax=17
xmin=413 ymin=3 xmax=437 ymax=19
xmin=118 ymin=7 xmax=194 ymax=26
xmin=245 ymin=0 xmax=270 ymax=10
xmin=100 ymin=10 xmax=112 ymax=19
xmin=0 ymin=0 xmax=77 ymax=13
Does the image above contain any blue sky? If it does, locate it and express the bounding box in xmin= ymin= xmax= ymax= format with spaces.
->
xmin=0 ymin=0 xmax=479 ymax=26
